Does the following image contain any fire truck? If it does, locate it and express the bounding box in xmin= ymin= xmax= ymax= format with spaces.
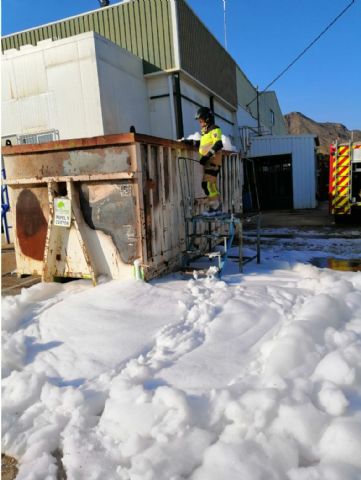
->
xmin=329 ymin=141 xmax=361 ymax=221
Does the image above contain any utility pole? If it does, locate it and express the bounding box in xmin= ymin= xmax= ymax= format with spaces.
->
xmin=256 ymin=86 xmax=261 ymax=135
xmin=223 ymin=0 xmax=228 ymax=50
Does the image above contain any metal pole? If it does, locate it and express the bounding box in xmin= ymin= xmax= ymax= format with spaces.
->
xmin=256 ymin=214 xmax=261 ymax=264
xmin=256 ymin=86 xmax=261 ymax=136
xmin=223 ymin=0 xmax=228 ymax=50
xmin=239 ymin=222 xmax=243 ymax=273
xmin=250 ymin=158 xmax=261 ymax=213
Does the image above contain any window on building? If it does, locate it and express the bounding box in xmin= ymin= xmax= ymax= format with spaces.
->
xmin=17 ymin=130 xmax=59 ymax=145
xmin=270 ymin=109 xmax=275 ymax=126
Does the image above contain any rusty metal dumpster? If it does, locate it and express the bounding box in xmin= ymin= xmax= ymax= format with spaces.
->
xmin=2 ymin=133 xmax=243 ymax=283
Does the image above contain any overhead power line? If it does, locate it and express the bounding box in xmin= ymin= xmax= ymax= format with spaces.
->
xmin=246 ymin=0 xmax=356 ymax=108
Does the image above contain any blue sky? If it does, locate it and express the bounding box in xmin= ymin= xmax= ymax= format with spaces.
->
xmin=2 ymin=0 xmax=360 ymax=130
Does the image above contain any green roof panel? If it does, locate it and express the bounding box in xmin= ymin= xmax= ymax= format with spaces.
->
xmin=2 ymin=0 xmax=175 ymax=73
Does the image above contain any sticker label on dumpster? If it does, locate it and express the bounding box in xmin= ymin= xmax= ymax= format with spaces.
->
xmin=54 ymin=198 xmax=71 ymax=227
xmin=119 ymin=185 xmax=132 ymax=197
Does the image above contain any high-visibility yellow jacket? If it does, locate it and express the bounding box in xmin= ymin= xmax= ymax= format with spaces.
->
xmin=199 ymin=125 xmax=223 ymax=168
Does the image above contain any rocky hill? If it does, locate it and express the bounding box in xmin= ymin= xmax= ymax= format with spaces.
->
xmin=284 ymin=112 xmax=361 ymax=153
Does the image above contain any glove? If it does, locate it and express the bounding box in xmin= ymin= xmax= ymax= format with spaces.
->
xmin=199 ymin=155 xmax=209 ymax=166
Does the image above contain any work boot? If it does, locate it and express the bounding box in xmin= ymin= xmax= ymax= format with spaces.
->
xmin=202 ymin=200 xmax=222 ymax=216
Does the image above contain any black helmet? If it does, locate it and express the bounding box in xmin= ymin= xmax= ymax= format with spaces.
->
xmin=195 ymin=106 xmax=214 ymax=124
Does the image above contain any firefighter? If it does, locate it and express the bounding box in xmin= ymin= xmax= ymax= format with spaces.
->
xmin=183 ymin=107 xmax=223 ymax=215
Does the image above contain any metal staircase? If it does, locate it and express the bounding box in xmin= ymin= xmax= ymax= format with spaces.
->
xmin=178 ymin=155 xmax=261 ymax=278
xmin=182 ymin=212 xmax=260 ymax=277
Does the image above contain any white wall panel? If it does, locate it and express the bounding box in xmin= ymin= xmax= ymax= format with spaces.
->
xmin=96 ymin=36 xmax=151 ymax=136
xmin=19 ymin=93 xmax=54 ymax=133
xmin=43 ymin=41 xmax=79 ymax=67
xmin=149 ymin=97 xmax=174 ymax=140
xmin=181 ymin=98 xmax=201 ymax=138
xmin=180 ymin=77 xmax=209 ymax=138
xmin=146 ymin=76 xmax=174 ymax=139
xmin=1 ymin=33 xmax=104 ymax=140
xmin=13 ymin=51 xmax=48 ymax=98
xmin=213 ymin=98 xmax=233 ymax=124
xmin=179 ymin=76 xmax=237 ymax=145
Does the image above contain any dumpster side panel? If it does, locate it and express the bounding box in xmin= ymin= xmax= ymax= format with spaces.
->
xmin=79 ymin=181 xmax=141 ymax=264
xmin=9 ymin=182 xmax=138 ymax=280
xmin=10 ymin=186 xmax=49 ymax=276
xmin=135 ymin=143 xmax=243 ymax=280
xmin=15 ymin=187 xmax=49 ymax=261
xmin=220 ymin=153 xmax=243 ymax=213
xmin=4 ymin=141 xmax=142 ymax=281
xmin=4 ymin=145 xmax=136 ymax=180
xmin=137 ymin=142 xmax=196 ymax=278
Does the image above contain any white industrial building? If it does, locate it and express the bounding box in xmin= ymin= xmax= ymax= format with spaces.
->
xmin=1 ymin=0 xmax=318 ymax=210
xmin=2 ymin=31 xmax=255 ymax=146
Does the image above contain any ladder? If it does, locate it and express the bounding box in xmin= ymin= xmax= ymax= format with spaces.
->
xmin=178 ymin=156 xmax=261 ymax=277
xmin=183 ymin=212 xmax=260 ymax=277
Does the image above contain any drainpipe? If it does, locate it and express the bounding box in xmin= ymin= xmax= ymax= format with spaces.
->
xmin=168 ymin=74 xmax=177 ymax=140
xmin=210 ymin=95 xmax=214 ymax=113
xmin=173 ymin=73 xmax=184 ymax=139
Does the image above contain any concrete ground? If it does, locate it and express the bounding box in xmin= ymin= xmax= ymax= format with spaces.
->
xmin=258 ymin=201 xmax=334 ymax=228
xmin=252 ymin=202 xmax=361 ymax=239
xmin=2 ymin=243 xmax=16 ymax=274
xmin=1 ymin=240 xmax=41 ymax=296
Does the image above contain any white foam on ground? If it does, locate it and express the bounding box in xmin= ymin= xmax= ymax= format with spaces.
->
xmin=2 ymin=234 xmax=361 ymax=479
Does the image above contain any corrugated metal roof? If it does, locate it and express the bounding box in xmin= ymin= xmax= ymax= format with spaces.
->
xmin=1 ymin=0 xmax=175 ymax=74
xmin=176 ymin=0 xmax=237 ymax=107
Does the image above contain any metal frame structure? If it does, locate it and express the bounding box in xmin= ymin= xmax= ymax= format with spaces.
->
xmin=179 ymin=155 xmax=261 ymax=277
xmin=1 ymin=168 xmax=11 ymax=244
xmin=42 ymin=180 xmax=98 ymax=284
